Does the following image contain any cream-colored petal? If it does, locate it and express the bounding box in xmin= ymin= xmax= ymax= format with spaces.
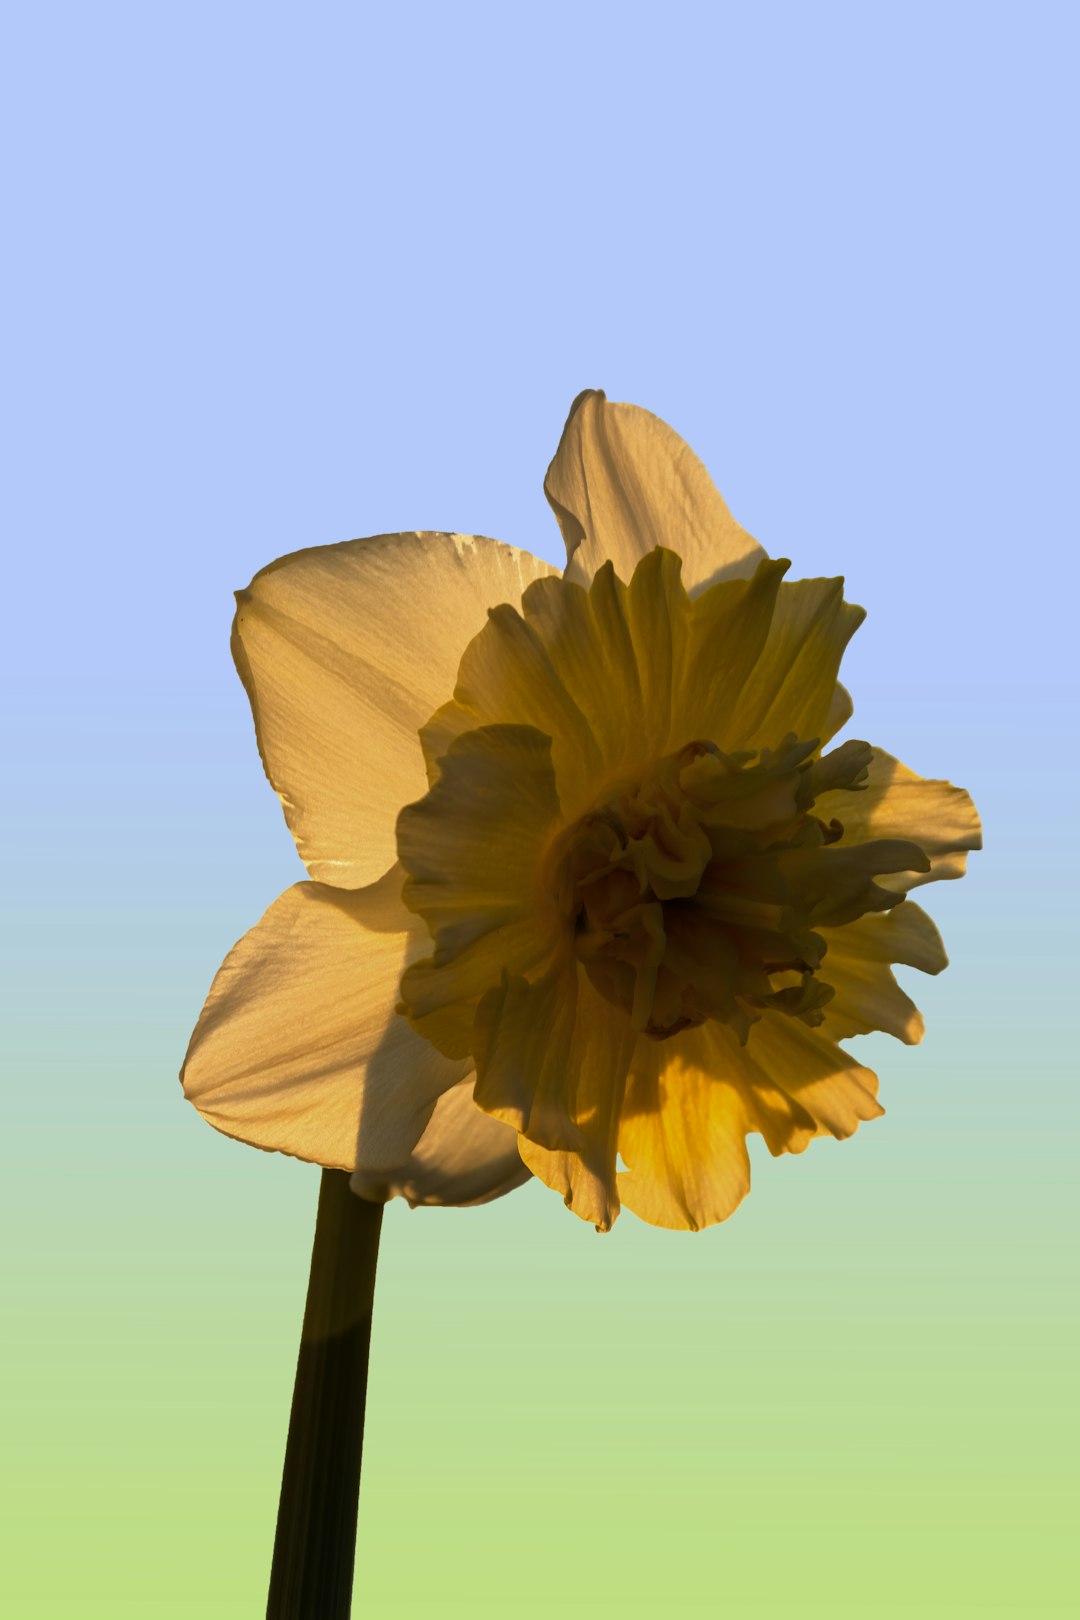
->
xmin=181 ymin=867 xmax=470 ymax=1170
xmin=476 ymin=961 xmax=637 ymax=1231
xmin=398 ymin=725 xmax=564 ymax=1058
xmin=545 ymin=390 xmax=766 ymax=594
xmin=818 ymin=903 xmax=947 ymax=1044
xmin=350 ymin=1077 xmax=531 ymax=1208
xmin=233 ymin=531 xmax=557 ymax=887
xmin=819 ymin=748 xmax=982 ymax=891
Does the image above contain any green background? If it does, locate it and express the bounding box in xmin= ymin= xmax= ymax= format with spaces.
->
xmin=4 ymin=3 xmax=1076 ymax=1615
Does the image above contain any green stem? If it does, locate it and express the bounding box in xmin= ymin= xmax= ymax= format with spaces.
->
xmin=266 ymin=1169 xmax=384 ymax=1620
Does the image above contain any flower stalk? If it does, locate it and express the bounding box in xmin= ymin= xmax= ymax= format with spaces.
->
xmin=266 ymin=1169 xmax=383 ymax=1620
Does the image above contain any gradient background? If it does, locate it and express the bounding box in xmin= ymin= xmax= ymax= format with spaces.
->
xmin=4 ymin=4 xmax=1077 ymax=1616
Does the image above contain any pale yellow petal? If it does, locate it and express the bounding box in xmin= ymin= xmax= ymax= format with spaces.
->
xmin=350 ymin=1077 xmax=530 ymax=1208
xmin=819 ymin=748 xmax=982 ymax=891
xmin=545 ymin=390 xmax=765 ymax=594
xmin=181 ymin=867 xmax=470 ymax=1170
xmin=233 ymin=531 xmax=557 ymax=887
xmin=397 ymin=725 xmax=564 ymax=1058
xmin=476 ymin=962 xmax=637 ymax=1231
xmin=818 ymin=903 xmax=947 ymax=1044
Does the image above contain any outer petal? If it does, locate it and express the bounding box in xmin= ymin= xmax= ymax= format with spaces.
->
xmin=819 ymin=749 xmax=982 ymax=891
xmin=350 ymin=1077 xmax=531 ymax=1208
xmin=181 ymin=867 xmax=470 ymax=1170
xmin=232 ymin=531 xmax=557 ymax=887
xmin=545 ymin=390 xmax=765 ymax=594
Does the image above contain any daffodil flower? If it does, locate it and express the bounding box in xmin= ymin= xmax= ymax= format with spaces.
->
xmin=183 ymin=391 xmax=980 ymax=1232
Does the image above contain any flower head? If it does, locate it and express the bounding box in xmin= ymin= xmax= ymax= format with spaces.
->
xmin=182 ymin=392 xmax=980 ymax=1229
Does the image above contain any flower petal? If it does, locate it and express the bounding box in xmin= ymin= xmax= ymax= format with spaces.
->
xmin=823 ymin=681 xmax=854 ymax=744
xmin=420 ymin=589 xmax=606 ymax=811
xmin=818 ymin=902 xmax=948 ymax=1044
xmin=420 ymin=550 xmax=793 ymax=824
xmin=181 ymin=868 xmax=470 ymax=1170
xmin=719 ymin=577 xmax=865 ymax=753
xmin=617 ymin=1026 xmax=757 ymax=1231
xmin=233 ymin=531 xmax=557 ymax=887
xmin=545 ymin=390 xmax=766 ymax=594
xmin=350 ymin=1077 xmax=531 ymax=1208
xmin=744 ymin=1015 xmax=885 ymax=1141
xmin=397 ymin=725 xmax=564 ymax=1058
xmin=618 ymin=1011 xmax=884 ymax=1232
xmin=819 ymin=749 xmax=982 ymax=891
xmin=498 ymin=967 xmax=637 ymax=1232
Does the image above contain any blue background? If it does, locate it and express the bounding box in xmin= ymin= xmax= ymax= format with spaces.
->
xmin=4 ymin=4 xmax=1076 ymax=1615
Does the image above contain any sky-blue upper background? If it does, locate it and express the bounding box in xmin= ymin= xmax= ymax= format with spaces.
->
xmin=2 ymin=5 xmax=1077 ymax=1614
xmin=7 ymin=1 xmax=1073 ymax=1083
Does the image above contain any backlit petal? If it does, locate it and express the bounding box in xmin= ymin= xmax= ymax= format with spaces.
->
xmin=181 ymin=867 xmax=470 ymax=1170
xmin=421 ymin=591 xmax=605 ymax=810
xmin=744 ymin=1015 xmax=885 ymax=1140
xmin=719 ymin=577 xmax=865 ymax=753
xmin=233 ymin=531 xmax=556 ymax=886
xmin=497 ymin=967 xmax=637 ymax=1232
xmin=545 ymin=390 xmax=765 ymax=593
xmin=617 ymin=1026 xmax=757 ymax=1231
xmin=350 ymin=1077 xmax=530 ymax=1208
xmin=823 ymin=681 xmax=854 ymax=744
xmin=398 ymin=725 xmax=564 ymax=1058
xmin=420 ymin=550 xmax=798 ymax=823
xmin=818 ymin=903 xmax=947 ymax=1044
xmin=617 ymin=1006 xmax=884 ymax=1232
xmin=819 ymin=749 xmax=982 ymax=891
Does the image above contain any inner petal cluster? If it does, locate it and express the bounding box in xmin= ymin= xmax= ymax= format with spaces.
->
xmin=392 ymin=547 xmax=967 ymax=1232
xmin=397 ymin=553 xmax=936 ymax=1079
xmin=559 ymin=736 xmax=926 ymax=1045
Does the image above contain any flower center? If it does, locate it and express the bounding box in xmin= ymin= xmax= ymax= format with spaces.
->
xmin=561 ymin=736 xmax=889 ymax=1043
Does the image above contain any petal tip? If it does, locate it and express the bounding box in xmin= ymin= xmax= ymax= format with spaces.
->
xmin=566 ymin=387 xmax=605 ymax=420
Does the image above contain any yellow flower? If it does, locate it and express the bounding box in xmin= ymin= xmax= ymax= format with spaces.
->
xmin=182 ymin=391 xmax=980 ymax=1231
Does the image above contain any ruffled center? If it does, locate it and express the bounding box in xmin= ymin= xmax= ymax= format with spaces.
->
xmin=556 ymin=736 xmax=928 ymax=1044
